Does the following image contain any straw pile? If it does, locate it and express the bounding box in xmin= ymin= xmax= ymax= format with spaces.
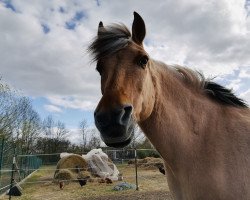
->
xmin=128 ymin=157 xmax=164 ymax=169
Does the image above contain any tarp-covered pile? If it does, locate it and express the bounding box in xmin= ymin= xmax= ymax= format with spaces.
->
xmin=83 ymin=149 xmax=119 ymax=181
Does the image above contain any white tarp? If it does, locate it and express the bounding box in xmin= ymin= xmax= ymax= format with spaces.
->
xmin=60 ymin=152 xmax=73 ymax=158
xmin=83 ymin=149 xmax=119 ymax=181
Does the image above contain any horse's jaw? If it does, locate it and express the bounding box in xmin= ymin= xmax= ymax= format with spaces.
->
xmin=103 ymin=137 xmax=132 ymax=148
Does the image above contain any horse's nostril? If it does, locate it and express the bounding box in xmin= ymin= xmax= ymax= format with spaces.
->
xmin=95 ymin=105 xmax=133 ymax=130
xmin=124 ymin=105 xmax=133 ymax=112
xmin=120 ymin=104 xmax=133 ymax=125
xmin=95 ymin=112 xmax=110 ymax=128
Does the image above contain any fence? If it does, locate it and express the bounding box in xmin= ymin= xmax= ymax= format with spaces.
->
xmin=105 ymin=148 xmax=160 ymax=163
xmin=0 ymin=139 xmax=42 ymax=196
xmin=0 ymin=146 xmax=167 ymax=199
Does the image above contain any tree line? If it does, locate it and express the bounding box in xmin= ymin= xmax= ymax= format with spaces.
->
xmin=0 ymin=79 xmax=103 ymax=158
xmin=0 ymin=79 xmax=153 ymax=159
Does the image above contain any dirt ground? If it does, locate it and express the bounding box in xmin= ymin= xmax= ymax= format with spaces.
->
xmin=85 ymin=191 xmax=173 ymax=200
xmin=0 ymin=164 xmax=173 ymax=200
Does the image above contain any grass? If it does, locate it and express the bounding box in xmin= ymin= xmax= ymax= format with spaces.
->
xmin=0 ymin=164 xmax=169 ymax=200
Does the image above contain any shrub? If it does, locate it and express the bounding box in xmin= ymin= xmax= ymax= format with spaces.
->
xmin=137 ymin=149 xmax=160 ymax=159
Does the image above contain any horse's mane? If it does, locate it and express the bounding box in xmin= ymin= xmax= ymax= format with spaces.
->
xmin=88 ymin=24 xmax=131 ymax=61
xmin=175 ymin=67 xmax=248 ymax=108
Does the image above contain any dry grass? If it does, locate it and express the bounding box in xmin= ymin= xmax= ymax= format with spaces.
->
xmin=0 ymin=164 xmax=171 ymax=200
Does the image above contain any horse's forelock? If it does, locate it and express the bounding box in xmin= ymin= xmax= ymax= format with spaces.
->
xmin=88 ymin=24 xmax=131 ymax=62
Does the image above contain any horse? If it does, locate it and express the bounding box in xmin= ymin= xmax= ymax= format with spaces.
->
xmin=88 ymin=12 xmax=250 ymax=200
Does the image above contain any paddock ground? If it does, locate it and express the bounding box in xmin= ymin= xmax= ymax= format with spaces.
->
xmin=0 ymin=164 xmax=173 ymax=200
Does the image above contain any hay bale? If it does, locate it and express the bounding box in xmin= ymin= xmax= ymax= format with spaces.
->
xmin=55 ymin=154 xmax=88 ymax=172
xmin=54 ymin=169 xmax=74 ymax=181
xmin=77 ymin=170 xmax=91 ymax=179
xmin=54 ymin=154 xmax=88 ymax=181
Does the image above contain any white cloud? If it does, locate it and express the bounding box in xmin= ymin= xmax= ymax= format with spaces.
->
xmin=67 ymin=128 xmax=82 ymax=144
xmin=239 ymin=68 xmax=250 ymax=78
xmin=240 ymin=89 xmax=250 ymax=104
xmin=67 ymin=126 xmax=104 ymax=145
xmin=47 ymin=95 xmax=98 ymax=110
xmin=44 ymin=104 xmax=63 ymax=113
xmin=0 ymin=0 xmax=249 ymax=114
xmin=227 ymin=79 xmax=242 ymax=91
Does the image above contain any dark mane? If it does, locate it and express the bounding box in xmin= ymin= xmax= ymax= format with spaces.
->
xmin=88 ymin=24 xmax=131 ymax=61
xmin=204 ymin=81 xmax=248 ymax=108
xmin=175 ymin=67 xmax=248 ymax=108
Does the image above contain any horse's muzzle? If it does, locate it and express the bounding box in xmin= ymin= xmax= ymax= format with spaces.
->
xmin=94 ymin=104 xmax=134 ymax=148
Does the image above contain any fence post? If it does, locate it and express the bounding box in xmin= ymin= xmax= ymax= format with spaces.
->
xmin=19 ymin=156 xmax=23 ymax=181
xmin=9 ymin=145 xmax=16 ymax=200
xmin=0 ymin=138 xmax=4 ymax=188
xmin=134 ymin=148 xmax=139 ymax=191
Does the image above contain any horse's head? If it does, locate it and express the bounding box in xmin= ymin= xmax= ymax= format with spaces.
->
xmin=89 ymin=12 xmax=155 ymax=148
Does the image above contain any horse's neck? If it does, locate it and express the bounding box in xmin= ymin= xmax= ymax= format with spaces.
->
xmin=139 ymin=63 xmax=216 ymax=172
xmin=139 ymin=63 xmax=250 ymax=199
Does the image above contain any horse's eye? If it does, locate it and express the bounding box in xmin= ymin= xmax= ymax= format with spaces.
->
xmin=138 ymin=56 xmax=149 ymax=68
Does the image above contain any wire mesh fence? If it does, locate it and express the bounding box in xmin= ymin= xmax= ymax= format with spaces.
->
xmin=0 ymin=146 xmax=168 ymax=199
xmin=0 ymin=139 xmax=43 ymax=195
xmin=0 ymin=138 xmax=15 ymax=195
xmin=104 ymin=148 xmax=160 ymax=163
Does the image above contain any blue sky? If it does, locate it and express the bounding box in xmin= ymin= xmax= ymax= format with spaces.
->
xmin=0 ymin=0 xmax=250 ymax=143
xmin=30 ymin=97 xmax=94 ymax=129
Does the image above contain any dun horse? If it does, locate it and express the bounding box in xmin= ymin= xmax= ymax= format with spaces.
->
xmin=89 ymin=12 xmax=250 ymax=200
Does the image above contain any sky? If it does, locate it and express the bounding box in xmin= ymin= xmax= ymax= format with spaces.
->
xmin=0 ymin=0 xmax=250 ymax=143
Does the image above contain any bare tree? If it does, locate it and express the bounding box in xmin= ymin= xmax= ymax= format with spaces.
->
xmin=42 ymin=116 xmax=68 ymax=140
xmin=0 ymin=80 xmax=41 ymax=156
xmin=42 ymin=115 xmax=54 ymax=138
xmin=130 ymin=124 xmax=145 ymax=148
xmin=79 ymin=119 xmax=88 ymax=152
xmin=87 ymin=128 xmax=101 ymax=149
xmin=0 ymin=82 xmax=20 ymax=140
xmin=88 ymin=136 xmax=101 ymax=149
xmin=17 ymin=97 xmax=41 ymax=154
xmin=55 ymin=121 xmax=68 ymax=140
xmin=41 ymin=115 xmax=69 ymax=153
xmin=0 ymin=79 xmax=72 ymax=156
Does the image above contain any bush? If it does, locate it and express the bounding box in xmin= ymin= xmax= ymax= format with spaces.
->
xmin=137 ymin=149 xmax=160 ymax=159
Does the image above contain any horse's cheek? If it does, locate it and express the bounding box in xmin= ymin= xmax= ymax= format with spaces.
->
xmin=134 ymin=88 xmax=154 ymax=122
xmin=130 ymin=92 xmax=142 ymax=121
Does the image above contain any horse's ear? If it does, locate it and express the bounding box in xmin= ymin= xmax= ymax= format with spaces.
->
xmin=132 ymin=12 xmax=146 ymax=45
xmin=98 ymin=21 xmax=106 ymax=36
xmin=99 ymin=21 xmax=104 ymax=28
